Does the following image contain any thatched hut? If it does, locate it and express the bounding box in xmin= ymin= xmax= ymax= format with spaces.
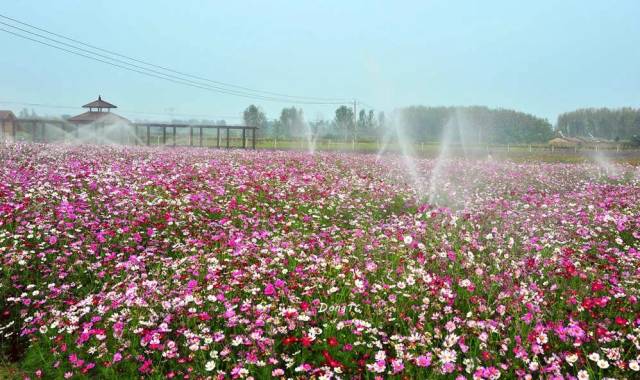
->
xmin=548 ymin=137 xmax=583 ymax=148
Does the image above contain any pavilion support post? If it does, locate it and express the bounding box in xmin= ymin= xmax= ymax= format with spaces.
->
xmin=242 ymin=128 xmax=246 ymax=149
xmin=32 ymin=123 xmax=36 ymax=142
xmin=162 ymin=126 xmax=167 ymax=145
xmin=189 ymin=126 xmax=193 ymax=146
xmin=199 ymin=127 xmax=203 ymax=147
xmin=172 ymin=126 xmax=177 ymax=147
xmin=11 ymin=120 xmax=16 ymax=140
xmin=217 ymin=128 xmax=220 ymax=148
xmin=226 ymin=128 xmax=230 ymax=149
xmin=146 ymin=125 xmax=151 ymax=146
xmin=252 ymin=128 xmax=256 ymax=149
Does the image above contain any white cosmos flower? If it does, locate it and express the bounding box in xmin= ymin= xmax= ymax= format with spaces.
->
xmin=597 ymin=359 xmax=609 ymax=369
xmin=439 ymin=349 xmax=457 ymax=364
xmin=403 ymin=236 xmax=413 ymax=245
xmin=205 ymin=360 xmax=216 ymax=371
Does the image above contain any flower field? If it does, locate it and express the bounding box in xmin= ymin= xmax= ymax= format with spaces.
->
xmin=1 ymin=143 xmax=640 ymax=380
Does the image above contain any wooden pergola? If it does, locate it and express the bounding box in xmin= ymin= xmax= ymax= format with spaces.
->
xmin=7 ymin=118 xmax=258 ymax=149
xmin=132 ymin=123 xmax=258 ymax=149
xmin=4 ymin=98 xmax=258 ymax=148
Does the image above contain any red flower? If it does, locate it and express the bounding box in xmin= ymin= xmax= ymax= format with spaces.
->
xmin=322 ymin=350 xmax=343 ymax=368
xmin=591 ymin=281 xmax=603 ymax=292
xmin=327 ymin=337 xmax=339 ymax=347
xmin=615 ymin=316 xmax=628 ymax=326
xmin=301 ymin=335 xmax=313 ymax=347
xmin=282 ymin=336 xmax=297 ymax=346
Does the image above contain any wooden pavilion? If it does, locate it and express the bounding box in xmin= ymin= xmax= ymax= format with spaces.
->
xmin=8 ymin=96 xmax=257 ymax=148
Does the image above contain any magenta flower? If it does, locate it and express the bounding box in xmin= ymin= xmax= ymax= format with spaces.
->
xmin=264 ymin=283 xmax=276 ymax=296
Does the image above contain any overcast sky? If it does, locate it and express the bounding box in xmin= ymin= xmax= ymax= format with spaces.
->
xmin=1 ymin=1 xmax=639 ymax=123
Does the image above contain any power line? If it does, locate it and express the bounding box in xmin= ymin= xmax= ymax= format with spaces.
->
xmin=0 ymin=14 xmax=351 ymax=105
xmin=1 ymin=28 xmax=351 ymax=106
xmin=0 ymin=27 xmax=353 ymax=105
xmin=0 ymin=20 xmax=310 ymax=103
xmin=0 ymin=13 xmax=349 ymax=103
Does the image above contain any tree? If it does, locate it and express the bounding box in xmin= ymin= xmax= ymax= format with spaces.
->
xmin=279 ymin=107 xmax=305 ymax=138
xmin=358 ymin=109 xmax=367 ymax=130
xmin=243 ymin=105 xmax=266 ymax=128
xmin=367 ymin=110 xmax=376 ymax=130
xmin=335 ymin=106 xmax=354 ymax=141
xmin=19 ymin=108 xmax=37 ymax=118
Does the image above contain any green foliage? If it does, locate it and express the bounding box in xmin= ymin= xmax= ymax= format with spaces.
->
xmin=242 ymin=104 xmax=266 ymax=128
xmin=557 ymin=107 xmax=640 ymax=140
xmin=334 ymin=105 xmax=354 ymax=140
xmin=398 ymin=105 xmax=554 ymax=144
xmin=279 ymin=107 xmax=305 ymax=137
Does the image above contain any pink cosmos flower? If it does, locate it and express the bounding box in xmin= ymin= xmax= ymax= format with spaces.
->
xmin=416 ymin=354 xmax=432 ymax=367
xmin=264 ymin=283 xmax=276 ymax=296
xmin=391 ymin=359 xmax=404 ymax=374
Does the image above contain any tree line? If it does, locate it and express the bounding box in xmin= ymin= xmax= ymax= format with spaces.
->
xmin=556 ymin=108 xmax=640 ymax=141
xmin=241 ymin=104 xmax=640 ymax=144
xmin=243 ymin=104 xmax=556 ymax=144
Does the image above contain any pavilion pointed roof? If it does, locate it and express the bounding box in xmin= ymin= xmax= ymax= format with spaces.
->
xmin=83 ymin=96 xmax=117 ymax=109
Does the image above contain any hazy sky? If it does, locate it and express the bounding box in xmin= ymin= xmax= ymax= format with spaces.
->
xmin=1 ymin=1 xmax=639 ymax=123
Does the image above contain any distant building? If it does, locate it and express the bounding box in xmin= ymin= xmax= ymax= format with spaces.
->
xmin=548 ymin=136 xmax=584 ymax=148
xmin=67 ymin=96 xmax=130 ymax=126
xmin=0 ymin=110 xmax=17 ymax=138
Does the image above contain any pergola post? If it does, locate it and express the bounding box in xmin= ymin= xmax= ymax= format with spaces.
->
xmin=242 ymin=128 xmax=246 ymax=149
xmin=189 ymin=126 xmax=193 ymax=146
xmin=162 ymin=126 xmax=166 ymax=145
xmin=216 ymin=127 xmax=220 ymax=148
xmin=226 ymin=127 xmax=230 ymax=149
xmin=172 ymin=126 xmax=177 ymax=146
xmin=252 ymin=128 xmax=256 ymax=149
xmin=146 ymin=125 xmax=151 ymax=146
xmin=199 ymin=127 xmax=203 ymax=147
